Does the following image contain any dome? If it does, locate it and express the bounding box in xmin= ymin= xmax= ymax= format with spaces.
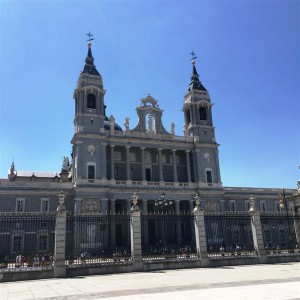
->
xmin=104 ymin=120 xmax=123 ymax=131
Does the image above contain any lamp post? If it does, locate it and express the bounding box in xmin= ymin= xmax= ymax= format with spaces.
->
xmin=154 ymin=192 xmax=173 ymax=247
xmin=279 ymin=188 xmax=293 ymax=250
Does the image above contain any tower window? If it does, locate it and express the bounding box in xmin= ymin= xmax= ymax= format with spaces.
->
xmin=205 ymin=169 xmax=213 ymax=183
xmin=199 ymin=107 xmax=207 ymax=120
xmin=87 ymin=94 xmax=96 ymax=109
xmin=88 ymin=165 xmax=95 ymax=179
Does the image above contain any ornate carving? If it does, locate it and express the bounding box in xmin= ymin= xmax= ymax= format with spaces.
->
xmin=87 ymin=144 xmax=96 ymax=157
xmin=82 ymin=199 xmax=99 ymax=214
xmin=204 ymin=152 xmax=210 ymax=163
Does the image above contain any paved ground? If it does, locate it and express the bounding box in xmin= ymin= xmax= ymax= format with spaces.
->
xmin=0 ymin=263 xmax=300 ymax=300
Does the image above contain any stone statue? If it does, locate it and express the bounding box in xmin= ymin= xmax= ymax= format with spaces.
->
xmin=109 ymin=115 xmax=115 ymax=133
xmin=148 ymin=115 xmax=154 ymax=133
xmin=124 ymin=117 xmax=130 ymax=131
xmin=183 ymin=123 xmax=189 ymax=137
xmin=170 ymin=122 xmax=175 ymax=135
xmin=62 ymin=156 xmax=69 ymax=172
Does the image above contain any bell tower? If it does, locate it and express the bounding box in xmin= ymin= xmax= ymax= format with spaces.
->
xmin=183 ymin=52 xmax=222 ymax=187
xmin=73 ymin=33 xmax=106 ymax=135
xmin=71 ymin=33 xmax=107 ymax=183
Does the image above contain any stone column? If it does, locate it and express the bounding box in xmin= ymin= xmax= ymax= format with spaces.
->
xmin=110 ymin=199 xmax=116 ymax=248
xmin=110 ymin=145 xmax=115 ymax=180
xmin=186 ymin=150 xmax=191 ymax=183
xmin=175 ymin=200 xmax=182 ymax=245
xmin=101 ymin=143 xmax=107 ymax=180
xmin=250 ymin=207 xmax=268 ymax=263
xmin=54 ymin=192 xmax=67 ymax=278
xmin=194 ymin=149 xmax=202 ymax=184
xmin=158 ymin=148 xmax=163 ymax=182
xmin=172 ymin=149 xmax=178 ymax=182
xmin=130 ymin=194 xmax=143 ymax=271
xmin=126 ymin=146 xmax=131 ymax=181
xmin=193 ymin=208 xmax=209 ymax=266
xmin=141 ymin=147 xmax=146 ymax=182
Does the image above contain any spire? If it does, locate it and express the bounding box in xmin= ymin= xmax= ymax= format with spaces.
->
xmin=188 ymin=51 xmax=207 ymax=91
xmin=82 ymin=31 xmax=100 ymax=76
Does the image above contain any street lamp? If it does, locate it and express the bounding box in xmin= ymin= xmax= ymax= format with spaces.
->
xmin=154 ymin=192 xmax=173 ymax=212
xmin=279 ymin=188 xmax=293 ymax=249
xmin=154 ymin=192 xmax=173 ymax=248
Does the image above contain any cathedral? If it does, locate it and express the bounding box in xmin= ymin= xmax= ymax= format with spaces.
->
xmin=0 ymin=39 xmax=294 ymax=215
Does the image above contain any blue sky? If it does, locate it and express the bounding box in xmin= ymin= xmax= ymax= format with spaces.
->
xmin=0 ymin=0 xmax=299 ymax=188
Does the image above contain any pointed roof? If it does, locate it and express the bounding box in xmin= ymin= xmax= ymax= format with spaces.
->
xmin=188 ymin=60 xmax=207 ymax=91
xmin=82 ymin=41 xmax=100 ymax=76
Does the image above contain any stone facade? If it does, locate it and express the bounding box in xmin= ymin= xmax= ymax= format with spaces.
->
xmin=0 ymin=42 xmax=296 ymax=214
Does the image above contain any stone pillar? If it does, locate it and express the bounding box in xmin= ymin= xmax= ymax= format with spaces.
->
xmin=126 ymin=146 xmax=131 ymax=181
xmin=101 ymin=143 xmax=107 ymax=180
xmin=101 ymin=198 xmax=109 ymax=214
xmin=172 ymin=149 xmax=178 ymax=182
xmin=130 ymin=197 xmax=143 ymax=271
xmin=186 ymin=150 xmax=191 ymax=183
xmin=250 ymin=209 xmax=268 ymax=264
xmin=54 ymin=192 xmax=67 ymax=278
xmin=141 ymin=147 xmax=146 ymax=182
xmin=110 ymin=145 xmax=115 ymax=180
xmin=74 ymin=197 xmax=82 ymax=215
xmin=110 ymin=199 xmax=116 ymax=248
xmin=158 ymin=148 xmax=163 ymax=182
xmin=175 ymin=200 xmax=182 ymax=245
xmin=193 ymin=208 xmax=209 ymax=266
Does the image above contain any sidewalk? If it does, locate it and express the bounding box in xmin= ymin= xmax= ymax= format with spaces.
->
xmin=1 ymin=263 xmax=300 ymax=300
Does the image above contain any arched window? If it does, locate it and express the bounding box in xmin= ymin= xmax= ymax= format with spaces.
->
xmin=87 ymin=94 xmax=96 ymax=109
xmin=199 ymin=107 xmax=207 ymax=121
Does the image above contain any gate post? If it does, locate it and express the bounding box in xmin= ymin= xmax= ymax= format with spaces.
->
xmin=54 ymin=191 xmax=67 ymax=278
xmin=193 ymin=194 xmax=209 ymax=267
xmin=130 ymin=193 xmax=143 ymax=271
xmin=249 ymin=195 xmax=268 ymax=264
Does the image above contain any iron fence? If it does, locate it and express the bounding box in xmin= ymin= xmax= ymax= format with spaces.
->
xmin=261 ymin=212 xmax=300 ymax=254
xmin=141 ymin=212 xmax=197 ymax=261
xmin=65 ymin=213 xmax=131 ymax=267
xmin=0 ymin=213 xmax=56 ymax=269
xmin=204 ymin=212 xmax=255 ymax=257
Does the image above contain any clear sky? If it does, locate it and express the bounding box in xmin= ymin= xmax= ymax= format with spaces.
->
xmin=0 ymin=0 xmax=299 ymax=188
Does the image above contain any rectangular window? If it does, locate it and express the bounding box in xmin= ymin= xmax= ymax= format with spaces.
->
xmin=245 ymin=200 xmax=250 ymax=211
xmin=130 ymin=153 xmax=136 ymax=162
xmin=206 ymin=170 xmax=213 ymax=183
xmin=41 ymin=198 xmax=49 ymax=212
xmin=162 ymin=154 xmax=167 ymax=164
xmin=16 ymin=198 xmax=25 ymax=212
xmin=114 ymin=151 xmax=121 ymax=161
xmin=88 ymin=165 xmax=95 ymax=179
xmin=260 ymin=201 xmax=266 ymax=212
xmin=229 ymin=200 xmax=236 ymax=212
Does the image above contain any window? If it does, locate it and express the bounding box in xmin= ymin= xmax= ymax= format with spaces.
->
xmin=41 ymin=198 xmax=49 ymax=212
xmin=88 ymin=165 xmax=95 ymax=179
xmin=205 ymin=169 xmax=213 ymax=183
xmin=16 ymin=198 xmax=25 ymax=212
xmin=38 ymin=235 xmax=48 ymax=251
xmin=162 ymin=154 xmax=167 ymax=164
xmin=87 ymin=94 xmax=96 ymax=109
xmin=229 ymin=200 xmax=236 ymax=212
xmin=260 ymin=201 xmax=266 ymax=212
xmin=185 ymin=110 xmax=191 ymax=124
xmin=114 ymin=151 xmax=121 ymax=161
xmin=245 ymin=200 xmax=250 ymax=211
xmin=130 ymin=153 xmax=136 ymax=162
xmin=199 ymin=107 xmax=207 ymax=120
